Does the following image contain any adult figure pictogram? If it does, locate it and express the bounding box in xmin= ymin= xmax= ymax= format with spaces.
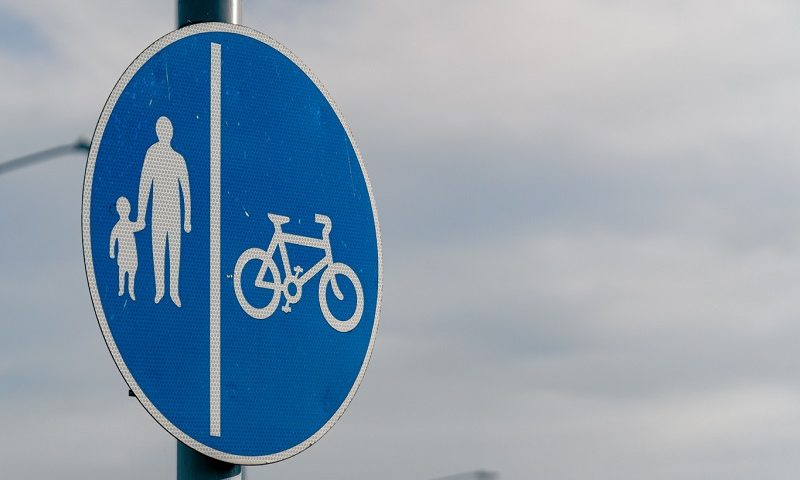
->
xmin=135 ymin=116 xmax=192 ymax=307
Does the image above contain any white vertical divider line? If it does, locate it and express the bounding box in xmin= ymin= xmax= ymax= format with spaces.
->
xmin=210 ymin=42 xmax=222 ymax=438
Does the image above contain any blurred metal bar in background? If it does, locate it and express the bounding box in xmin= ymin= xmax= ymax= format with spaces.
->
xmin=431 ymin=471 xmax=499 ymax=480
xmin=0 ymin=138 xmax=89 ymax=177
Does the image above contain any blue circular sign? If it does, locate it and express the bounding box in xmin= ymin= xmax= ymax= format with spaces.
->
xmin=82 ymin=23 xmax=381 ymax=464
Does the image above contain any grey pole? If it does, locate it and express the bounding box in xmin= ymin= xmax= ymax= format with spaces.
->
xmin=178 ymin=0 xmax=240 ymax=27
xmin=177 ymin=443 xmax=243 ymax=480
xmin=175 ymin=1 xmax=243 ymax=478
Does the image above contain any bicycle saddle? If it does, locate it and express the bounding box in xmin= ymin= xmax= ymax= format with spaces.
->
xmin=267 ymin=213 xmax=290 ymax=226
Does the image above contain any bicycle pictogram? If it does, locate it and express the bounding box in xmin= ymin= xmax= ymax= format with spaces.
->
xmin=233 ymin=213 xmax=364 ymax=332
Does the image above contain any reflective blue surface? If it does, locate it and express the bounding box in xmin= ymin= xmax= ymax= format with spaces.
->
xmin=88 ymin=31 xmax=378 ymax=457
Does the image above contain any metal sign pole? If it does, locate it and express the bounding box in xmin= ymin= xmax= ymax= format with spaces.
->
xmin=174 ymin=3 xmax=242 ymax=479
xmin=178 ymin=0 xmax=240 ymax=27
xmin=178 ymin=443 xmax=242 ymax=480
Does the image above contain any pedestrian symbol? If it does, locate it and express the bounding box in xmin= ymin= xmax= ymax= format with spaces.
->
xmin=109 ymin=196 xmax=139 ymax=300
xmin=136 ymin=116 xmax=192 ymax=307
xmin=83 ymin=23 xmax=381 ymax=464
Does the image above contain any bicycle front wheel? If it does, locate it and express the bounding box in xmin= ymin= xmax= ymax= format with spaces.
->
xmin=319 ymin=262 xmax=364 ymax=332
xmin=234 ymin=248 xmax=282 ymax=319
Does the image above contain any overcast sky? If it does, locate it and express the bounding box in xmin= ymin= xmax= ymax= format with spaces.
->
xmin=4 ymin=1 xmax=800 ymax=479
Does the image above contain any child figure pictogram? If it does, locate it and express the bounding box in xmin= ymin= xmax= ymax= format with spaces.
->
xmin=110 ymin=196 xmax=140 ymax=300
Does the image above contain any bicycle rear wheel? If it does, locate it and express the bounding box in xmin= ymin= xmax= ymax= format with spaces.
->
xmin=234 ymin=248 xmax=282 ymax=319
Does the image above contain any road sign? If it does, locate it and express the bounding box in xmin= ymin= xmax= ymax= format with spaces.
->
xmin=82 ymin=23 xmax=381 ymax=465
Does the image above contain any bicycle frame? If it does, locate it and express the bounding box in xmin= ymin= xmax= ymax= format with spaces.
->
xmin=256 ymin=214 xmax=334 ymax=291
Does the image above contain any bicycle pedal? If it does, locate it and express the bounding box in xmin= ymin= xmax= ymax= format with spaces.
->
xmin=282 ymin=305 xmax=292 ymax=313
xmin=293 ymin=266 xmax=304 ymax=274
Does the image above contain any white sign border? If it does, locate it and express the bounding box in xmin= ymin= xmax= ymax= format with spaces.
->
xmin=81 ymin=22 xmax=383 ymax=465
